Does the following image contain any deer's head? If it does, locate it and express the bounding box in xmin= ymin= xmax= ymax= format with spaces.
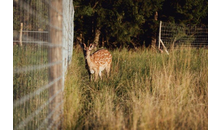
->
xmin=80 ymin=43 xmax=96 ymax=58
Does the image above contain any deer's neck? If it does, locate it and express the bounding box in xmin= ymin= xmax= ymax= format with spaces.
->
xmin=86 ymin=51 xmax=92 ymax=66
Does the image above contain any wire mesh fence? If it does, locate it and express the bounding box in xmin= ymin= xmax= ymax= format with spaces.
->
xmin=13 ymin=0 xmax=74 ymax=129
xmin=159 ymin=21 xmax=208 ymax=49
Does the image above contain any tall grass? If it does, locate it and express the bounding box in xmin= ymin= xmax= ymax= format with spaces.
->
xmin=63 ymin=46 xmax=208 ymax=130
xmin=13 ymin=45 xmax=49 ymax=129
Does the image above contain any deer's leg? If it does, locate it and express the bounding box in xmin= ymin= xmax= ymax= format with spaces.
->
xmin=106 ymin=64 xmax=111 ymax=78
xmin=88 ymin=72 xmax=92 ymax=81
xmin=94 ymin=71 xmax=98 ymax=81
xmin=98 ymin=70 xmax=102 ymax=80
xmin=85 ymin=62 xmax=92 ymax=81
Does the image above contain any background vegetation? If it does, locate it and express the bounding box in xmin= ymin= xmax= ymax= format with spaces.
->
xmin=63 ymin=46 xmax=208 ymax=129
xmin=73 ymin=0 xmax=208 ymax=48
xmin=13 ymin=0 xmax=208 ymax=48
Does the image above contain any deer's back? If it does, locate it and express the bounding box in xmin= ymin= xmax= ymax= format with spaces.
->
xmin=91 ymin=49 xmax=112 ymax=67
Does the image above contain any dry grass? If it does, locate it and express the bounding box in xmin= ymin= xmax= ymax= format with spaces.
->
xmin=63 ymin=46 xmax=208 ymax=130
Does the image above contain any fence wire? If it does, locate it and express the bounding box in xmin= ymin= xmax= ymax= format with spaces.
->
xmin=160 ymin=21 xmax=208 ymax=48
xmin=13 ymin=0 xmax=74 ymax=129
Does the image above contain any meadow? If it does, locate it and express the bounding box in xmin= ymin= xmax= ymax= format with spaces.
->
xmin=13 ymin=45 xmax=49 ymax=129
xmin=63 ymin=46 xmax=208 ymax=130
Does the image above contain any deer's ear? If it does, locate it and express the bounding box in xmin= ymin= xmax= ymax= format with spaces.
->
xmin=89 ymin=44 xmax=94 ymax=50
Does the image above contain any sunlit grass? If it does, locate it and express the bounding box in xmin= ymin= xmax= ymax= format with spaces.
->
xmin=63 ymin=46 xmax=208 ymax=130
xmin=13 ymin=45 xmax=49 ymax=129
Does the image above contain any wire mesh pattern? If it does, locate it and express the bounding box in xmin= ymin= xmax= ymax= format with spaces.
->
xmin=160 ymin=22 xmax=208 ymax=48
xmin=13 ymin=0 xmax=74 ymax=129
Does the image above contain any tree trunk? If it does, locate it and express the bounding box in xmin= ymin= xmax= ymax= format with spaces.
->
xmin=151 ymin=11 xmax=158 ymax=49
xmin=93 ymin=28 xmax=101 ymax=48
xmin=151 ymin=37 xmax=157 ymax=49
xmin=102 ymin=37 xmax=105 ymax=47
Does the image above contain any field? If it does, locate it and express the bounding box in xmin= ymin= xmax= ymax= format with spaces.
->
xmin=13 ymin=45 xmax=49 ymax=129
xmin=63 ymin=46 xmax=208 ymax=130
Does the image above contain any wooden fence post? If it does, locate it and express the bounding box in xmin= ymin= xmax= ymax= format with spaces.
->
xmin=158 ymin=21 xmax=162 ymax=49
xmin=19 ymin=23 xmax=23 ymax=46
xmin=160 ymin=39 xmax=169 ymax=55
xmin=158 ymin=21 xmax=169 ymax=55
xmin=48 ymin=0 xmax=63 ymax=129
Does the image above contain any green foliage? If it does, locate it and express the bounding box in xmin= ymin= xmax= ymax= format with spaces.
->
xmin=160 ymin=0 xmax=208 ymax=25
xmin=13 ymin=0 xmax=208 ymax=48
xmin=74 ymin=0 xmax=165 ymax=47
xmin=166 ymin=23 xmax=196 ymax=47
xmin=73 ymin=0 xmax=207 ymax=48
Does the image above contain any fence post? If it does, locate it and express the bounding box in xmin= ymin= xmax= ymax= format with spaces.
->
xmin=19 ymin=23 xmax=23 ymax=46
xmin=158 ymin=21 xmax=162 ymax=49
xmin=48 ymin=0 xmax=63 ymax=129
xmin=158 ymin=21 xmax=169 ymax=55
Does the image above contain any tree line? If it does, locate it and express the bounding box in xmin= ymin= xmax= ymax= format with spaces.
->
xmin=73 ymin=0 xmax=208 ymax=49
xmin=13 ymin=0 xmax=208 ymax=49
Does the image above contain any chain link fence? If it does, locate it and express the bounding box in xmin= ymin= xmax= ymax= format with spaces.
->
xmin=159 ymin=21 xmax=208 ymax=49
xmin=13 ymin=0 xmax=74 ymax=129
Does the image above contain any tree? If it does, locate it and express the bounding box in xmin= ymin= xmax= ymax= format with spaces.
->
xmin=137 ymin=0 xmax=164 ymax=48
xmin=159 ymin=0 xmax=208 ymax=25
xmin=73 ymin=0 xmax=207 ymax=49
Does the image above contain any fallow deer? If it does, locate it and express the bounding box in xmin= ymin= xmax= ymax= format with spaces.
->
xmin=81 ymin=43 xmax=112 ymax=81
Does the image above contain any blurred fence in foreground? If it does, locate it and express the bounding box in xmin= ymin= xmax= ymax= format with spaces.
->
xmin=13 ymin=0 xmax=74 ymax=129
